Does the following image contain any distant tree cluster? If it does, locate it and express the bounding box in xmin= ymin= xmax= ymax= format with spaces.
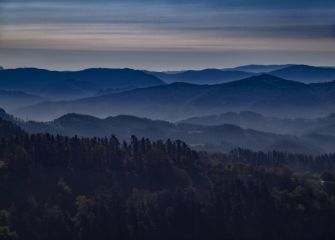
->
xmin=1 ymin=119 xmax=335 ymax=240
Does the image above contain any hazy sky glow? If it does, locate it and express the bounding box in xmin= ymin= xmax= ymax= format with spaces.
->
xmin=0 ymin=0 xmax=335 ymax=70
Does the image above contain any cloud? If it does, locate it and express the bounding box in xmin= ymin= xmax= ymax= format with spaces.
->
xmin=0 ymin=0 xmax=335 ymax=69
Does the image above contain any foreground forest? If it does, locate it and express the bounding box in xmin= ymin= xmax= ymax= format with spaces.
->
xmin=1 ymin=118 xmax=335 ymax=240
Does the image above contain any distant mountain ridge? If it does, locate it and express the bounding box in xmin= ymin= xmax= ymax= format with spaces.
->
xmin=0 ymin=68 xmax=165 ymax=100
xmin=150 ymin=69 xmax=253 ymax=84
xmin=14 ymin=74 xmax=335 ymax=121
xmin=2 ymin=64 xmax=335 ymax=115
xmin=150 ymin=64 xmax=335 ymax=84
xmin=227 ymin=64 xmax=293 ymax=73
xmin=270 ymin=65 xmax=335 ymax=83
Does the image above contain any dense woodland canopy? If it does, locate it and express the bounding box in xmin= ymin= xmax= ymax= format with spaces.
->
xmin=1 ymin=118 xmax=335 ymax=240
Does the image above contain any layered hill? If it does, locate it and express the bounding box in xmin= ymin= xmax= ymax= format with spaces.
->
xmin=181 ymin=111 xmax=335 ymax=136
xmin=270 ymin=65 xmax=335 ymax=83
xmin=228 ymin=64 xmax=293 ymax=73
xmin=0 ymin=68 xmax=164 ymax=100
xmin=14 ymin=74 xmax=335 ymax=121
xmin=150 ymin=69 xmax=253 ymax=84
xmin=0 ymin=89 xmax=44 ymax=111
xmin=150 ymin=65 xmax=335 ymax=84
xmin=0 ymin=108 xmax=329 ymax=154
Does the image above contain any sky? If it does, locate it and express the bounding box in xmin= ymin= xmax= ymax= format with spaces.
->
xmin=0 ymin=0 xmax=334 ymax=70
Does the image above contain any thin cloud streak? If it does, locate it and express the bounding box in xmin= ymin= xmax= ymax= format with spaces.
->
xmin=0 ymin=0 xmax=334 ymax=69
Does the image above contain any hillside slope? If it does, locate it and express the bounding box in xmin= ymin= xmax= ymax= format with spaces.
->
xmin=14 ymin=74 xmax=335 ymax=121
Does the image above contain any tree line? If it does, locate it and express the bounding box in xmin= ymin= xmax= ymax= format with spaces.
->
xmin=1 ymin=118 xmax=335 ymax=240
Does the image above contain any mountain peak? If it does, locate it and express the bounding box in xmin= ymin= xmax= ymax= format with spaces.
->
xmin=54 ymin=113 xmax=101 ymax=123
xmin=0 ymin=68 xmax=165 ymax=100
xmin=222 ymin=74 xmax=304 ymax=88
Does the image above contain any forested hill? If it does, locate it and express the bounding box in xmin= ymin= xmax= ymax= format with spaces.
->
xmin=0 ymin=109 xmax=330 ymax=154
xmin=1 ymin=118 xmax=335 ymax=240
xmin=0 ymin=117 xmax=25 ymax=138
